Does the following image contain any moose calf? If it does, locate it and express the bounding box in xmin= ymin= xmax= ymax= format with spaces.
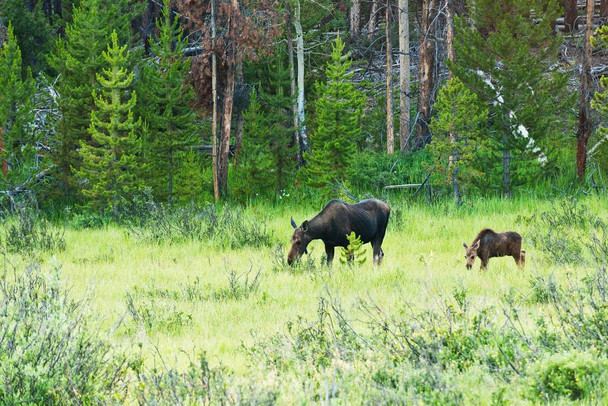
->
xmin=463 ymin=229 xmax=525 ymax=271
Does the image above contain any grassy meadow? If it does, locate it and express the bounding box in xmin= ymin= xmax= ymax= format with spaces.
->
xmin=3 ymin=193 xmax=608 ymax=403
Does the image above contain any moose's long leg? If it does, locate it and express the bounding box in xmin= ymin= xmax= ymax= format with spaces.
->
xmin=325 ymin=245 xmax=335 ymax=265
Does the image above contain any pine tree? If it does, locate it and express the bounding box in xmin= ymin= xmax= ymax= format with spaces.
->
xmin=428 ymin=78 xmax=490 ymax=205
xmin=0 ymin=24 xmax=38 ymax=201
xmin=0 ymin=0 xmax=54 ymax=76
xmin=76 ymin=31 xmax=142 ymax=219
xmin=304 ymin=36 xmax=364 ymax=195
xmin=450 ymin=0 xmax=570 ymax=196
xmin=48 ymin=0 xmax=141 ymax=201
xmin=237 ymin=52 xmax=296 ymax=200
xmin=136 ymin=0 xmax=198 ymax=204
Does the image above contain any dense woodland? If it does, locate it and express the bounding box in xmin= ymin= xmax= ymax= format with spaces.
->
xmin=0 ymin=0 xmax=607 ymax=211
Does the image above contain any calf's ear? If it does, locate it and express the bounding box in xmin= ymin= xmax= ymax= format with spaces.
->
xmin=462 ymin=242 xmax=468 ymax=249
xmin=291 ymin=216 xmax=297 ymax=229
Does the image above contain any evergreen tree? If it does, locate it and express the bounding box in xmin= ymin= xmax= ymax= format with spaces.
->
xmin=450 ymin=0 xmax=570 ymax=196
xmin=0 ymin=24 xmax=38 ymax=202
xmin=428 ymin=78 xmax=490 ymax=204
xmin=0 ymin=0 xmax=54 ymax=76
xmin=304 ymin=36 xmax=364 ymax=195
xmin=76 ymin=31 xmax=142 ymax=219
xmin=237 ymin=53 xmax=296 ymax=200
xmin=136 ymin=0 xmax=198 ymax=204
xmin=48 ymin=0 xmax=141 ymax=201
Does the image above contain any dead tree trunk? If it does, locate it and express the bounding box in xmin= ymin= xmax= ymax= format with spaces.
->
xmin=564 ymin=0 xmax=578 ymax=32
xmin=368 ymin=0 xmax=379 ymax=40
xmin=286 ymin=2 xmax=300 ymax=166
xmin=218 ymin=53 xmax=236 ymax=198
xmin=601 ymin=0 xmax=608 ymax=23
xmin=211 ymin=0 xmax=219 ymax=201
xmin=350 ymin=0 xmax=361 ymax=38
xmin=398 ymin=0 xmax=410 ymax=151
xmin=232 ymin=55 xmax=244 ymax=166
xmin=414 ymin=0 xmax=436 ymax=150
xmin=386 ymin=0 xmax=395 ymax=154
xmin=295 ymin=0 xmax=308 ymax=163
xmin=446 ymin=0 xmax=459 ymax=204
xmin=577 ymin=0 xmax=594 ymax=179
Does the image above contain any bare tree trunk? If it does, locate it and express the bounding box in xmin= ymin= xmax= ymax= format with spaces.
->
xmin=577 ymin=0 xmax=594 ymax=179
xmin=564 ymin=0 xmax=578 ymax=32
xmin=218 ymin=58 xmax=235 ymax=198
xmin=211 ymin=0 xmax=219 ymax=201
xmin=368 ymin=0 xmax=379 ymax=40
xmin=286 ymin=1 xmax=300 ymax=166
xmin=232 ymin=55 xmax=245 ymax=166
xmin=350 ymin=0 xmax=361 ymax=38
xmin=295 ymin=0 xmax=308 ymax=162
xmin=0 ymin=127 xmax=6 ymax=176
xmin=386 ymin=1 xmax=395 ymax=154
xmin=414 ymin=0 xmax=436 ymax=150
xmin=398 ymin=0 xmax=410 ymax=151
xmin=446 ymin=0 xmax=458 ymax=203
xmin=502 ymin=132 xmax=511 ymax=198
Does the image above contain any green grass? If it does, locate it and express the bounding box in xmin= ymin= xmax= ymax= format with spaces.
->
xmin=3 ymin=193 xmax=603 ymax=402
xmin=31 ymin=195 xmax=595 ymax=373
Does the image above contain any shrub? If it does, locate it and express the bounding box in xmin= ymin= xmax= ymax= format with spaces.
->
xmin=526 ymin=350 xmax=608 ymax=402
xmin=1 ymin=201 xmax=65 ymax=254
xmin=0 ymin=264 xmax=131 ymax=404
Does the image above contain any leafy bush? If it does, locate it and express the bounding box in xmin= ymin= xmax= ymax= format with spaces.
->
xmin=0 ymin=264 xmax=131 ymax=404
xmin=526 ymin=350 xmax=608 ymax=402
xmin=1 ymin=201 xmax=65 ymax=254
xmin=126 ymin=292 xmax=193 ymax=334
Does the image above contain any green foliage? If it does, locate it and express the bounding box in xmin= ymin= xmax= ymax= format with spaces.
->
xmin=173 ymin=149 xmax=213 ymax=204
xmin=126 ymin=292 xmax=193 ymax=334
xmin=427 ymin=77 xmax=490 ymax=199
xmin=451 ymin=0 xmax=571 ymax=191
xmin=0 ymin=24 xmax=38 ymax=201
xmin=136 ymin=0 xmax=198 ymax=204
xmin=76 ymin=31 xmax=143 ymax=219
xmin=235 ymin=50 xmax=297 ymax=201
xmin=304 ymin=35 xmax=364 ymax=197
xmin=526 ymin=351 xmax=608 ymax=402
xmin=339 ymin=231 xmax=367 ymax=265
xmin=0 ymin=264 xmax=131 ymax=404
xmin=48 ymin=0 xmax=140 ymax=201
xmin=0 ymin=0 xmax=54 ymax=76
xmin=591 ymin=25 xmax=608 ymax=171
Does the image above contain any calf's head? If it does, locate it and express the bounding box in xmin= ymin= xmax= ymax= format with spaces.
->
xmin=463 ymin=241 xmax=480 ymax=270
xmin=287 ymin=217 xmax=311 ymax=265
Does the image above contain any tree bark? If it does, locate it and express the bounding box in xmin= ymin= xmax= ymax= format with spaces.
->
xmin=294 ymin=0 xmax=308 ymax=163
xmin=386 ymin=0 xmax=395 ymax=154
xmin=232 ymin=55 xmax=245 ymax=166
xmin=0 ymin=127 xmax=6 ymax=177
xmin=211 ymin=0 xmax=219 ymax=201
xmin=368 ymin=0 xmax=379 ymax=40
xmin=414 ymin=0 xmax=436 ymax=150
xmin=286 ymin=1 xmax=300 ymax=166
xmin=218 ymin=55 xmax=235 ymax=198
xmin=398 ymin=0 xmax=410 ymax=152
xmin=564 ymin=0 xmax=578 ymax=32
xmin=350 ymin=0 xmax=361 ymax=38
xmin=577 ymin=0 xmax=594 ymax=179
xmin=601 ymin=0 xmax=608 ymax=23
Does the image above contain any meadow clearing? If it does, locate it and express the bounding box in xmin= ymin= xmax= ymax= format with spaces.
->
xmin=3 ymin=192 xmax=608 ymax=404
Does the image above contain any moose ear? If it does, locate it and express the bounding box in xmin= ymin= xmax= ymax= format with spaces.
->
xmin=463 ymin=242 xmax=468 ymax=249
xmin=290 ymin=216 xmax=297 ymax=229
xmin=472 ymin=241 xmax=480 ymax=249
xmin=301 ymin=220 xmax=309 ymax=232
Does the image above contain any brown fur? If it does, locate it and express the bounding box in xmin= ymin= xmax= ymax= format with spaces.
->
xmin=463 ymin=229 xmax=525 ymax=270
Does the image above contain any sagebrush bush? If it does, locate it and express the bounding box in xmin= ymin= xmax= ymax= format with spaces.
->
xmin=0 ymin=264 xmax=131 ymax=404
xmin=1 ymin=201 xmax=65 ymax=254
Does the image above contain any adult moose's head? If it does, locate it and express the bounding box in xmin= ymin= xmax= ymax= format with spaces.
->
xmin=287 ymin=217 xmax=312 ymax=265
xmin=286 ymin=199 xmax=390 ymax=266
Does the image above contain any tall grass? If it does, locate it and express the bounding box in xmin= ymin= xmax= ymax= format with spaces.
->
xmin=2 ymin=192 xmax=608 ymax=402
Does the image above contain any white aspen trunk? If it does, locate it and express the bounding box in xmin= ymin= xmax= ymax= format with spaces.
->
xmin=386 ymin=0 xmax=394 ymax=154
xmin=350 ymin=0 xmax=361 ymax=37
xmin=368 ymin=0 xmax=379 ymax=40
xmin=398 ymin=0 xmax=410 ymax=152
xmin=286 ymin=1 xmax=300 ymax=166
xmin=295 ymin=0 xmax=308 ymax=158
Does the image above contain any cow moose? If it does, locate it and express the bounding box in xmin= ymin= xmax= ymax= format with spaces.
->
xmin=288 ymin=199 xmax=390 ymax=266
xmin=463 ymin=229 xmax=525 ymax=270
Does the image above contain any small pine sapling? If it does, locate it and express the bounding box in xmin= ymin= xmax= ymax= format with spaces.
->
xmin=340 ymin=231 xmax=367 ymax=265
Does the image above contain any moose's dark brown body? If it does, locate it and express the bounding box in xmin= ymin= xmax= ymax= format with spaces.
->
xmin=463 ymin=229 xmax=525 ymax=270
xmin=288 ymin=199 xmax=390 ymax=265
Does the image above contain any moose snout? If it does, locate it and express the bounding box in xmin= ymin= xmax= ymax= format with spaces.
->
xmin=466 ymin=264 xmax=472 ymax=270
